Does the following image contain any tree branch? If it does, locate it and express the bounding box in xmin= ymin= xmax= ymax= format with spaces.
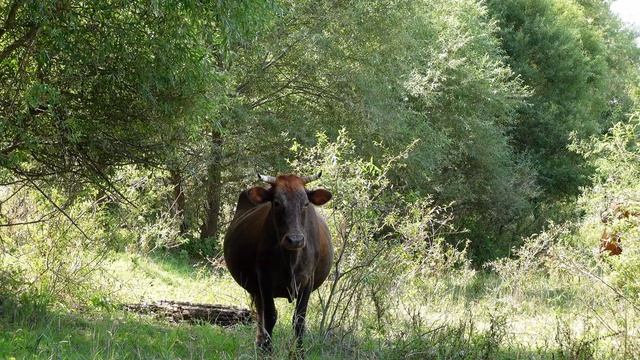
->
xmin=76 ymin=150 xmax=138 ymax=208
xmin=236 ymin=43 xmax=299 ymax=95
xmin=0 ymin=23 xmax=39 ymax=62
xmin=0 ymin=182 xmax=26 ymax=204
xmin=0 ymin=140 xmax=24 ymax=156
xmin=0 ymin=209 xmax=58 ymax=227
xmin=0 ymin=0 xmax=24 ymax=39
xmin=18 ymin=172 xmax=93 ymax=243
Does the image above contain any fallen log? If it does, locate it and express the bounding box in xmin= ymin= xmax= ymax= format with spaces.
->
xmin=123 ymin=300 xmax=253 ymax=326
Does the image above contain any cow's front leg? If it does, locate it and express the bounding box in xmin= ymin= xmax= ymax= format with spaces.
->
xmin=292 ymin=283 xmax=312 ymax=355
xmin=252 ymin=292 xmax=267 ymax=352
xmin=256 ymin=269 xmax=277 ymax=353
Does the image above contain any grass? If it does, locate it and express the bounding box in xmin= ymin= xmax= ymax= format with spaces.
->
xmin=0 ymin=251 xmax=378 ymax=359
xmin=0 ymin=308 xmax=572 ymax=360
xmin=1 ymin=250 xmax=639 ymax=359
xmin=0 ymin=311 xmax=249 ymax=359
xmin=96 ymin=251 xmax=250 ymax=306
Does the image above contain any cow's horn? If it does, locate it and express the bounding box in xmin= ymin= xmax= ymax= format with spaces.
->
xmin=257 ymin=173 xmax=276 ymax=184
xmin=302 ymin=171 xmax=322 ymax=184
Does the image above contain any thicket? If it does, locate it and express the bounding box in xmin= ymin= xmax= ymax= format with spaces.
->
xmin=1 ymin=0 xmax=640 ymax=358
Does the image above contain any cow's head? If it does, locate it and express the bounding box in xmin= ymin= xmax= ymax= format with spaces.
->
xmin=247 ymin=172 xmax=332 ymax=250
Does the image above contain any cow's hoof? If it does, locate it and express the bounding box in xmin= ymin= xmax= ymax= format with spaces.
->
xmin=288 ymin=347 xmax=304 ymax=360
xmin=256 ymin=339 xmax=273 ymax=354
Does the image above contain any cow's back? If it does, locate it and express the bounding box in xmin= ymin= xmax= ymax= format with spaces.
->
xmin=232 ymin=190 xmax=257 ymax=221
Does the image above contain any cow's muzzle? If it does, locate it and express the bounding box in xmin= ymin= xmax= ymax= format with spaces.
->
xmin=283 ymin=233 xmax=305 ymax=250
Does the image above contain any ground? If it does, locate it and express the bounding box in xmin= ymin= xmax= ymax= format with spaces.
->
xmin=1 ymin=251 xmax=637 ymax=359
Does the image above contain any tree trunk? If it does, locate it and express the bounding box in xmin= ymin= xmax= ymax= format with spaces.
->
xmin=200 ymin=129 xmax=223 ymax=244
xmin=199 ymin=51 xmax=227 ymax=248
xmin=168 ymin=168 xmax=188 ymax=235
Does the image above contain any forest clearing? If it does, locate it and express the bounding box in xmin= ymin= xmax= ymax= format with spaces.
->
xmin=1 ymin=0 xmax=639 ymax=359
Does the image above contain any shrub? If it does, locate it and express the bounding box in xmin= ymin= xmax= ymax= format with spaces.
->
xmin=288 ymin=130 xmax=471 ymax=341
xmin=570 ymin=115 xmax=640 ymax=299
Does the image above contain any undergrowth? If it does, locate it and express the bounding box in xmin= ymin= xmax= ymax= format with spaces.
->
xmin=2 ymin=249 xmax=638 ymax=359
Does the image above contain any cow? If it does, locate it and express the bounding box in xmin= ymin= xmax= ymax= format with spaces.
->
xmin=223 ymin=172 xmax=333 ymax=354
xmin=598 ymin=202 xmax=634 ymax=256
xmin=599 ymin=228 xmax=623 ymax=256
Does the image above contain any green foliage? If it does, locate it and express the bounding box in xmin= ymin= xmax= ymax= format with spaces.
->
xmin=288 ymin=130 xmax=472 ymax=339
xmin=100 ymin=167 xmax=187 ymax=252
xmin=225 ymin=0 xmax=540 ymax=260
xmin=0 ymin=185 xmax=117 ymax=307
xmin=487 ymin=0 xmax=640 ymax=199
xmin=4 ymin=0 xmax=637 ymax=263
xmin=1 ymin=1 xmax=221 ymax=183
xmin=398 ymin=0 xmax=538 ymax=237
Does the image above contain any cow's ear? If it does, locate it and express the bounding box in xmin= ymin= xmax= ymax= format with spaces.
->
xmin=247 ymin=187 xmax=272 ymax=204
xmin=308 ymin=189 xmax=332 ymax=206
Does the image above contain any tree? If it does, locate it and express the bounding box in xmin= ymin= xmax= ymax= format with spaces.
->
xmin=486 ymin=0 xmax=639 ymax=200
xmin=219 ymin=0 xmax=539 ymax=260
xmin=1 ymin=1 xmax=218 ymax=198
xmin=0 ymin=1 xmax=280 ymax=255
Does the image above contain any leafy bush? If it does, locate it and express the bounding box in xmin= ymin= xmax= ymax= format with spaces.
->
xmin=570 ymin=115 xmax=640 ymax=299
xmin=101 ymin=167 xmax=187 ymax=253
xmin=0 ymin=186 xmax=111 ymax=309
xmin=0 ymin=166 xmax=188 ymax=313
xmin=288 ymin=130 xmax=472 ymax=340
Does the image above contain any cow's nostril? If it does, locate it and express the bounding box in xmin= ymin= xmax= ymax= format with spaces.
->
xmin=286 ymin=234 xmax=305 ymax=247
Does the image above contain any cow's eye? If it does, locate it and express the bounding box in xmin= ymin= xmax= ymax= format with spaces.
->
xmin=303 ymin=202 xmax=309 ymax=208
xmin=273 ymin=199 xmax=283 ymax=208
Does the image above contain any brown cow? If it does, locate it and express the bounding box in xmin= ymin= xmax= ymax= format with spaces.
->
xmin=599 ymin=228 xmax=622 ymax=256
xmin=598 ymin=202 xmax=635 ymax=256
xmin=223 ymin=172 xmax=333 ymax=354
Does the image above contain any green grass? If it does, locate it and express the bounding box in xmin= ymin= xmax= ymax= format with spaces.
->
xmin=0 ymin=252 xmax=380 ymax=359
xmin=98 ymin=251 xmax=250 ymax=306
xmin=0 ymin=308 xmax=572 ymax=360
xmin=2 ymin=251 xmax=639 ymax=359
xmin=0 ymin=311 xmax=250 ymax=359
